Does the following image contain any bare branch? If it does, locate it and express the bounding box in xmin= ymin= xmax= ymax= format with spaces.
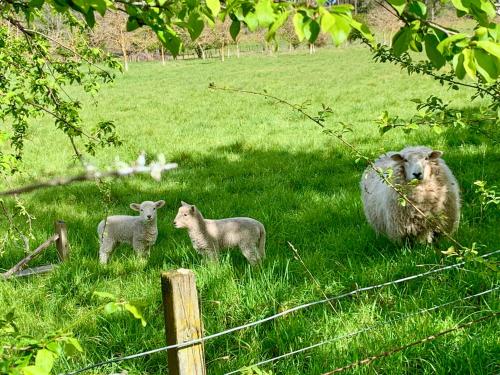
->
xmin=0 ymin=162 xmax=178 ymax=197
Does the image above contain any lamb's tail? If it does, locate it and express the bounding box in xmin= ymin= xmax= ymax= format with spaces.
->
xmin=257 ymin=224 xmax=266 ymax=260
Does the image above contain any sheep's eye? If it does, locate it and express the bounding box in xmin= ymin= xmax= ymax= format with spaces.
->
xmin=153 ymin=207 xmax=156 ymax=210
xmin=140 ymin=209 xmax=143 ymax=212
xmin=425 ymin=157 xmax=429 ymax=160
xmin=403 ymin=158 xmax=408 ymax=162
xmin=184 ymin=213 xmax=188 ymax=216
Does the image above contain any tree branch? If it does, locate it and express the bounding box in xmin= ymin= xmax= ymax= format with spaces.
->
xmin=0 ymin=162 xmax=178 ymax=196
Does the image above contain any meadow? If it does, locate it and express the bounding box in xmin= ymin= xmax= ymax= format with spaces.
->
xmin=0 ymin=46 xmax=499 ymax=374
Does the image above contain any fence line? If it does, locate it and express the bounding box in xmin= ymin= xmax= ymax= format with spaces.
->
xmin=223 ymin=286 xmax=499 ymax=374
xmin=321 ymin=311 xmax=500 ymax=374
xmin=63 ymin=249 xmax=499 ymax=375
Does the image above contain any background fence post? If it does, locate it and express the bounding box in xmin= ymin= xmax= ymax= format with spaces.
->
xmin=54 ymin=220 xmax=69 ymax=261
xmin=161 ymin=269 xmax=206 ymax=375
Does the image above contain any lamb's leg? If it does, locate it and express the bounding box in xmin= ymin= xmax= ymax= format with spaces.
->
xmin=240 ymin=245 xmax=260 ymax=266
xmin=99 ymin=239 xmax=115 ymax=264
xmin=133 ymin=239 xmax=149 ymax=259
xmin=205 ymin=249 xmax=219 ymax=262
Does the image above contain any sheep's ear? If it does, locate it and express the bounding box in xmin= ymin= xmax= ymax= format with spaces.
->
xmin=130 ymin=203 xmax=141 ymax=211
xmin=190 ymin=205 xmax=195 ymax=213
xmin=391 ymin=154 xmax=404 ymax=162
xmin=155 ymin=200 xmax=166 ymax=209
xmin=429 ymin=150 xmax=443 ymax=159
xmin=181 ymin=200 xmax=188 ymax=206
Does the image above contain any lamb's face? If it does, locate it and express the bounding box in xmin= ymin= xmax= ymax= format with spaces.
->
xmin=130 ymin=200 xmax=165 ymax=222
xmin=391 ymin=149 xmax=442 ymax=182
xmin=174 ymin=201 xmax=196 ymax=228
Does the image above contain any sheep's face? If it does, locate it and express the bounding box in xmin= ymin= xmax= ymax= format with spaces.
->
xmin=391 ymin=149 xmax=442 ymax=182
xmin=130 ymin=200 xmax=165 ymax=222
xmin=174 ymin=201 xmax=197 ymax=228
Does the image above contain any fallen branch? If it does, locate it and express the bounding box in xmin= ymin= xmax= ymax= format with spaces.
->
xmin=1 ymin=234 xmax=59 ymax=279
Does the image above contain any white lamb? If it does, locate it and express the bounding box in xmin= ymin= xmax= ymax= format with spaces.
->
xmin=360 ymin=146 xmax=460 ymax=244
xmin=97 ymin=200 xmax=165 ymax=264
xmin=173 ymin=201 xmax=266 ymax=265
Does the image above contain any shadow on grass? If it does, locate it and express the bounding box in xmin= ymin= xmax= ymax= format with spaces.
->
xmin=1 ymin=140 xmax=498 ymax=375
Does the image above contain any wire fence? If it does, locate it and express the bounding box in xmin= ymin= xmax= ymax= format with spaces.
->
xmin=321 ymin=311 xmax=500 ymax=374
xmin=63 ymin=249 xmax=499 ymax=375
xmin=223 ymin=286 xmax=499 ymax=374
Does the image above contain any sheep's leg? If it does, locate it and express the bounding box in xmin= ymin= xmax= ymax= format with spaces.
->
xmin=240 ymin=245 xmax=260 ymax=266
xmin=133 ymin=239 xmax=149 ymax=259
xmin=99 ymin=239 xmax=116 ymax=264
xmin=205 ymin=250 xmax=219 ymax=262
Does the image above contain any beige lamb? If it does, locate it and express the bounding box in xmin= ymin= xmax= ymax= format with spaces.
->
xmin=174 ymin=201 xmax=266 ymax=265
xmin=360 ymin=146 xmax=460 ymax=243
xmin=97 ymin=200 xmax=165 ymax=264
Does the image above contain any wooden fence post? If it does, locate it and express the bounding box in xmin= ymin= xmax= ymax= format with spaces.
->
xmin=161 ymin=269 xmax=206 ymax=375
xmin=54 ymin=220 xmax=69 ymax=261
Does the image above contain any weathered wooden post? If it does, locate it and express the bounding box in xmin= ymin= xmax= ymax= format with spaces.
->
xmin=54 ymin=220 xmax=69 ymax=261
xmin=161 ymin=269 xmax=206 ymax=375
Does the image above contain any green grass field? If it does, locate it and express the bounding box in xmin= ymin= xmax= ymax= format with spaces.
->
xmin=1 ymin=46 xmax=499 ymax=374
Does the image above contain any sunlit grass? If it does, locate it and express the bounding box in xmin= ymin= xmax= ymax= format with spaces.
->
xmin=0 ymin=46 xmax=498 ymax=375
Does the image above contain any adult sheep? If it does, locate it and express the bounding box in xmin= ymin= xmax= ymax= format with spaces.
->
xmin=360 ymin=146 xmax=460 ymax=244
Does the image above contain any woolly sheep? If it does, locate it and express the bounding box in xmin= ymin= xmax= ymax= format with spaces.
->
xmin=360 ymin=146 xmax=460 ymax=244
xmin=173 ymin=201 xmax=266 ymax=265
xmin=97 ymin=200 xmax=165 ymax=264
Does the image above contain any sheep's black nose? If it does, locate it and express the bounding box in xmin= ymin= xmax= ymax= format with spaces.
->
xmin=147 ymin=215 xmax=152 ymax=219
xmin=413 ymin=172 xmax=422 ymax=179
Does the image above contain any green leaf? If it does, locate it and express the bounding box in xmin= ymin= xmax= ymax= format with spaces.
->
xmin=187 ymin=12 xmax=204 ymax=40
xmin=245 ymin=12 xmax=259 ymax=32
xmin=103 ymin=301 xmax=122 ymax=314
xmin=255 ymin=0 xmax=276 ymax=28
xmin=330 ymin=4 xmax=354 ymax=14
xmin=462 ymin=48 xmax=477 ymax=79
xmin=66 ymin=337 xmax=83 ymax=353
xmin=84 ymin=9 xmax=95 ymax=27
xmin=206 ymin=0 xmax=220 ymax=17
xmin=408 ymin=1 xmax=427 ymax=17
xmin=436 ymin=33 xmax=468 ymax=55
xmin=451 ymin=0 xmax=468 ymax=12
xmin=293 ymin=12 xmax=306 ymax=42
xmin=320 ymin=11 xmax=335 ymax=33
xmin=93 ymin=291 xmax=117 ymax=300
xmin=392 ymin=27 xmax=412 ymax=56
xmin=266 ymin=11 xmax=289 ymax=41
xmin=124 ymin=303 xmax=147 ymax=327
xmin=476 ymin=40 xmax=500 ymax=59
xmin=330 ymin=14 xmax=351 ymax=45
xmin=474 ymin=47 xmax=498 ymax=81
xmin=35 ymin=349 xmax=55 ymax=373
xmin=303 ymin=19 xmax=320 ymax=43
xmin=350 ymin=19 xmax=374 ymax=43
xmin=22 ymin=366 xmax=48 ymax=375
xmin=230 ymin=19 xmax=240 ymax=41
xmin=89 ymin=0 xmax=107 ymax=16
xmin=157 ymin=27 xmax=182 ymax=56
xmin=453 ymin=52 xmax=466 ymax=79
xmin=424 ymin=33 xmax=446 ymax=68
xmin=387 ymin=0 xmax=406 ymax=15
xmin=29 ymin=0 xmax=45 ymax=8
xmin=126 ymin=18 xmax=140 ymax=32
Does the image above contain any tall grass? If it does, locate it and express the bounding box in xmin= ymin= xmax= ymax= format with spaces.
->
xmin=0 ymin=46 xmax=498 ymax=374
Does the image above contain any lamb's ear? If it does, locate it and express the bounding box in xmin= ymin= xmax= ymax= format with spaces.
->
xmin=155 ymin=200 xmax=166 ymax=209
xmin=391 ymin=154 xmax=404 ymax=162
xmin=181 ymin=200 xmax=189 ymax=206
xmin=190 ymin=205 xmax=195 ymax=213
xmin=429 ymin=150 xmax=443 ymax=159
xmin=130 ymin=203 xmax=141 ymax=211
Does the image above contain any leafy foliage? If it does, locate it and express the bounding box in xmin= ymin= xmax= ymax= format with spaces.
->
xmin=0 ymin=292 xmax=146 ymax=375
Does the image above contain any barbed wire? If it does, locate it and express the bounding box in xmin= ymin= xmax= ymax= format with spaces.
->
xmin=63 ymin=250 xmax=499 ymax=375
xmin=321 ymin=311 xmax=500 ymax=374
xmin=223 ymin=286 xmax=499 ymax=374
